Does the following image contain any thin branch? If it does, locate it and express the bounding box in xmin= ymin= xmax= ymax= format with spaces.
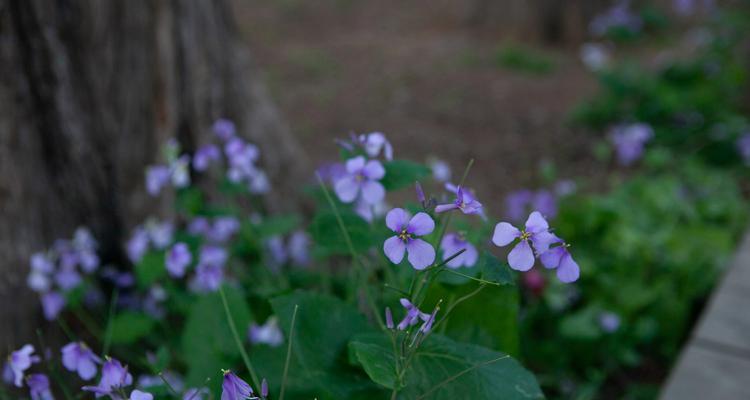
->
xmin=218 ymin=285 xmax=260 ymax=390
xmin=279 ymin=305 xmax=299 ymax=400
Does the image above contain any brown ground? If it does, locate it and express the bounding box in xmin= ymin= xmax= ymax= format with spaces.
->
xmin=232 ymin=0 xmax=602 ymax=211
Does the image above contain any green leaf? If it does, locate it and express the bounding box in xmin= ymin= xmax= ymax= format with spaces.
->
xmin=253 ymin=214 xmax=302 ymax=238
xmin=349 ymin=333 xmax=544 ymax=399
xmin=381 ymin=160 xmax=431 ymax=191
xmin=309 ymin=211 xmax=377 ymax=255
xmin=479 ymin=252 xmax=515 ymax=286
xmin=108 ymin=312 xmax=156 ymax=344
xmin=135 ymin=251 xmax=167 ymax=289
xmin=181 ymin=287 xmax=252 ymax=392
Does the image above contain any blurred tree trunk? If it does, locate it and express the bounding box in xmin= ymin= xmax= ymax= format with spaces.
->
xmin=0 ymin=0 xmax=307 ymax=349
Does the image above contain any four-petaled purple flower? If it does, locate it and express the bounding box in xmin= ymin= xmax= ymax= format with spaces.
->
xmin=440 ymin=233 xmax=478 ymax=268
xmin=221 ymin=370 xmax=254 ymax=400
xmin=383 ymin=208 xmax=436 ymax=270
xmin=334 ymin=156 xmax=386 ymax=205
xmin=539 ymin=242 xmax=580 ymax=283
xmin=82 ymin=357 xmax=133 ymax=397
xmin=27 ymin=373 xmax=53 ymax=400
xmin=9 ymin=345 xmax=40 ymax=387
xmin=166 ymin=243 xmax=192 ymax=278
xmin=435 ymin=185 xmax=482 ymax=215
xmin=492 ymin=211 xmax=557 ymax=271
xmin=61 ymin=342 xmax=101 ymax=380
xmin=396 ymin=299 xmax=430 ymax=331
xmin=41 ymin=292 xmax=65 ymax=321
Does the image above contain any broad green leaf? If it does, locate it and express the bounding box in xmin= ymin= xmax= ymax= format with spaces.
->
xmin=253 ymin=214 xmax=302 ymax=238
xmin=135 ymin=251 xmax=167 ymax=289
xmin=479 ymin=251 xmax=515 ymax=286
xmin=181 ymin=286 xmax=252 ymax=392
xmin=349 ymin=333 xmax=544 ymax=399
xmin=309 ymin=211 xmax=377 ymax=255
xmin=381 ymin=160 xmax=431 ymax=191
xmin=108 ymin=312 xmax=156 ymax=344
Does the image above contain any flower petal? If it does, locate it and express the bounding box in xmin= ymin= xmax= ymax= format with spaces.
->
xmin=408 ymin=212 xmax=435 ymax=236
xmin=539 ymin=246 xmax=564 ymax=269
xmin=78 ymin=358 xmax=97 ymax=380
xmin=334 ymin=176 xmax=360 ymax=203
xmin=435 ymin=203 xmax=459 ymax=213
xmin=363 ymin=160 xmax=385 ymax=180
xmin=463 ymin=242 xmax=479 ymax=267
xmin=531 ymin=231 xmax=560 ymax=254
xmin=385 ymin=208 xmax=410 ymax=232
xmin=557 ymin=253 xmax=580 ymax=283
xmin=406 ymin=239 xmax=435 ymax=270
xmin=360 ymin=181 xmax=385 ymax=204
xmin=383 ymin=236 xmax=406 ymax=265
xmin=492 ymin=222 xmax=520 ymax=247
xmin=345 ymin=156 xmax=366 ymax=173
xmin=508 ymin=240 xmax=535 ymax=271
xmin=525 ymin=211 xmax=549 ymax=233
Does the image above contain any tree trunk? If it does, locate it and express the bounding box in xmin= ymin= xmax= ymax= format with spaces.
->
xmin=0 ymin=0 xmax=308 ymax=350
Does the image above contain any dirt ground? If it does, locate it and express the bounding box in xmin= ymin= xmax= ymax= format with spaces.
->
xmin=232 ymin=0 xmax=602 ymax=212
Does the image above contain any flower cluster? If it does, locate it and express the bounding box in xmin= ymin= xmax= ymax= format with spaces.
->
xmin=264 ymin=230 xmax=311 ymax=268
xmin=609 ymin=123 xmax=653 ymax=166
xmin=493 ymin=211 xmax=579 ymax=283
xmin=146 ymin=139 xmax=191 ymax=196
xmin=505 ymin=181 xmax=576 ymax=223
xmin=27 ymin=228 xmax=100 ymax=320
xmin=126 ymin=219 xmax=174 ymax=263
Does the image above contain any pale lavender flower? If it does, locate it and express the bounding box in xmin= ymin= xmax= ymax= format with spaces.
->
xmin=419 ymin=306 xmax=439 ymax=333
xmin=127 ymin=227 xmax=150 ymax=263
xmin=146 ymin=166 xmax=171 ymax=196
xmin=316 ymin=162 xmax=347 ymax=184
xmin=532 ymin=190 xmax=557 ymax=220
xmin=358 ymin=132 xmax=393 ymax=160
xmin=9 ymin=345 xmax=40 ymax=387
xmin=354 ymin=198 xmax=389 ymax=222
xmin=221 ymin=370 xmax=254 ymax=400
xmin=31 ymin=253 xmax=54 ymax=274
xmin=208 ymin=217 xmax=240 ymax=243
xmin=82 ymin=358 xmax=133 ymax=397
xmin=334 ymin=156 xmax=386 ymax=204
xmin=166 ymin=243 xmax=192 ymax=278
xmin=27 ymin=373 xmax=53 ymax=400
xmin=193 ymin=144 xmax=221 ymax=171
xmin=188 ymin=217 xmax=210 ymax=236
xmin=130 ymin=390 xmax=153 ymax=400
xmin=505 ymin=190 xmax=533 ymax=222
xmin=199 ymin=245 xmax=228 ymax=268
xmin=28 ymin=256 xmax=53 ymax=293
xmin=54 ymin=267 xmax=82 ymax=291
xmin=183 ymin=388 xmax=209 ymax=400
xmin=385 ymin=307 xmax=394 ymax=329
xmin=265 ymin=236 xmax=287 ymax=266
xmin=148 ymin=221 xmax=174 ymax=250
xmin=736 ymin=133 xmax=750 ymax=165
xmin=61 ymin=342 xmax=101 ymax=380
xmin=248 ymin=170 xmax=270 ymax=194
xmin=610 ymin=123 xmax=653 ymax=166
xmin=171 ymin=155 xmax=191 ymax=188
xmin=41 ymin=292 xmax=65 ymax=321
xmin=580 ymin=43 xmax=610 ymax=71
xmin=2 ymin=362 xmax=12 ymax=385
xmin=415 ymin=182 xmax=426 ymax=204
xmin=590 ymin=0 xmax=643 ymax=36
xmin=554 ymin=180 xmax=577 ymax=197
xmin=429 ymin=158 xmax=451 ymax=182
xmin=191 ymin=264 xmax=224 ymax=292
xmin=213 ymin=119 xmax=236 ymax=141
xmin=435 ymin=185 xmax=482 ymax=215
xmin=383 ymin=208 xmax=436 ymax=270
xmin=248 ymin=317 xmax=284 ymax=347
xmin=396 ymin=299 xmax=430 ymax=330
xmin=288 ymin=231 xmax=311 ymax=266
xmin=599 ymin=312 xmax=621 ymax=333
xmin=261 ymin=379 xmax=268 ymax=398
xmin=539 ymin=243 xmax=580 ymax=283
xmin=78 ymin=250 xmax=100 ymax=273
xmin=440 ymin=233 xmax=478 ymax=268
xmin=492 ymin=211 xmax=558 ymax=271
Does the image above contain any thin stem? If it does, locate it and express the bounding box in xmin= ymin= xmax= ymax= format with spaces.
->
xmin=102 ymin=289 xmax=119 ymax=355
xmin=279 ymin=305 xmax=299 ymax=400
xmin=434 ymin=284 xmax=486 ymax=331
xmin=36 ymin=330 xmax=74 ymax=400
xmin=440 ymin=269 xmax=500 ymax=286
xmin=72 ymin=308 xmax=102 ymax=337
xmin=158 ymin=372 xmax=179 ymax=396
xmin=383 ymin=283 xmax=410 ymax=297
xmin=415 ymin=355 xmax=509 ymax=400
xmin=218 ymin=285 xmax=260 ymax=390
xmin=56 ymin=318 xmax=77 ymax=342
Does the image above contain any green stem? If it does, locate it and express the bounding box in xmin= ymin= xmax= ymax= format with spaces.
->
xmin=279 ymin=305 xmax=299 ymax=400
xmin=102 ymin=289 xmax=119 ymax=355
xmin=434 ymin=284 xmax=486 ymax=331
xmin=72 ymin=308 xmax=102 ymax=338
xmin=218 ymin=285 xmax=260 ymax=390
xmin=158 ymin=372 xmax=179 ymax=397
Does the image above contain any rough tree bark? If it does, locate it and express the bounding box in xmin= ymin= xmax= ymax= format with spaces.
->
xmin=0 ymin=0 xmax=308 ymax=349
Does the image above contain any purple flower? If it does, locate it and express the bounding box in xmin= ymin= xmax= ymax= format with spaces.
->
xmin=440 ymin=233 xmax=478 ymax=268
xmin=261 ymin=378 xmax=268 ymax=398
xmin=532 ymin=190 xmax=557 ymax=220
xmin=146 ymin=165 xmax=171 ymax=196
xmin=171 ymin=155 xmax=191 ymax=188
xmin=183 ymin=388 xmax=209 ymax=400
xmin=213 ymin=119 xmax=236 ymax=141
xmin=28 ymin=258 xmax=52 ymax=293
xmin=248 ymin=317 xmax=284 ymax=347
xmin=188 ymin=217 xmax=210 ymax=236
xmin=334 ymin=156 xmax=386 ymax=204
xmin=554 ymin=180 xmax=577 ymax=197
xmin=221 ymin=370 xmax=254 ymax=400
xmin=166 ymin=243 xmax=192 ymax=278
xmin=41 ymin=292 xmax=65 ymax=320
xmin=54 ymin=267 xmax=81 ymax=290
xmin=396 ymin=299 xmax=430 ymax=330
xmin=580 ymin=43 xmax=610 ymax=71
xmin=82 ymin=358 xmax=133 ymax=397
xmin=31 ymin=253 xmax=55 ymax=274
xmin=599 ymin=312 xmax=621 ymax=333
xmin=539 ymin=243 xmax=580 ymax=283
xmin=193 ymin=144 xmax=221 ymax=172
xmin=610 ymin=123 xmax=653 ymax=166
xmin=492 ymin=211 xmax=557 ymax=271
xmin=27 ymin=373 xmax=53 ymax=400
xmin=127 ymin=227 xmax=150 ymax=263
xmin=316 ymin=162 xmax=347 ymax=184
xmin=419 ymin=306 xmax=439 ymax=333
xmin=199 ymin=245 xmax=228 ymax=267
xmin=435 ymin=184 xmax=482 ymax=215
xmin=288 ymin=231 xmax=311 ymax=266
xmin=130 ymin=390 xmax=153 ymax=400
xmin=354 ymin=198 xmax=388 ymax=222
xmin=61 ymin=342 xmax=101 ymax=380
xmin=505 ymin=190 xmax=533 ymax=222
xmin=589 ymin=0 xmax=643 ymax=36
xmin=429 ymin=158 xmax=451 ymax=182
xmin=191 ymin=264 xmax=224 ymax=292
xmin=208 ymin=217 xmax=240 ymax=243
xmin=415 ymin=182 xmax=426 ymax=204
xmin=383 ymin=208 xmax=436 ymax=270
xmin=148 ymin=221 xmax=174 ymax=250
xmin=736 ymin=133 xmax=750 ymax=165
xmin=359 ymin=132 xmax=393 ymax=160
xmin=9 ymin=345 xmax=40 ymax=387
